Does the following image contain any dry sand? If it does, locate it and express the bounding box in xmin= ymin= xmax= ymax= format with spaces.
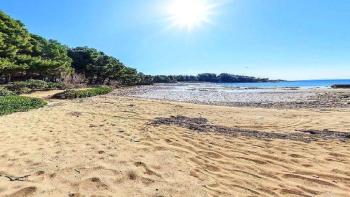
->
xmin=0 ymin=93 xmax=350 ymax=196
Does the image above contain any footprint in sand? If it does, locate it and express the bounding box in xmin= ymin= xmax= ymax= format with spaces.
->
xmin=134 ymin=161 xmax=162 ymax=177
xmin=79 ymin=177 xmax=110 ymax=191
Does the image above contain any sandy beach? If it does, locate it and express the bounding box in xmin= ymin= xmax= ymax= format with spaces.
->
xmin=0 ymin=86 xmax=350 ymax=196
xmin=2 ymin=1 xmax=350 ymax=196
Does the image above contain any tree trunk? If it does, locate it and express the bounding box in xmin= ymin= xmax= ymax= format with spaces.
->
xmin=6 ymin=74 xmax=11 ymax=83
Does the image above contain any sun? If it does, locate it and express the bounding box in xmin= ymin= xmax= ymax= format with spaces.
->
xmin=166 ymin=0 xmax=215 ymax=31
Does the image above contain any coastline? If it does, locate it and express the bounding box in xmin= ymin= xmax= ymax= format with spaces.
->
xmin=115 ymin=83 xmax=350 ymax=109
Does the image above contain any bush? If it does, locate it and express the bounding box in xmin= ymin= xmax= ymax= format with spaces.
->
xmin=47 ymin=82 xmax=65 ymax=89
xmin=53 ymin=86 xmax=112 ymax=99
xmin=0 ymin=87 xmax=15 ymax=96
xmin=6 ymin=80 xmax=65 ymax=94
xmin=18 ymin=80 xmax=47 ymax=89
xmin=0 ymin=96 xmax=47 ymax=116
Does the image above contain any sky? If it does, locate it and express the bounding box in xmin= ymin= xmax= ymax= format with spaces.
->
xmin=1 ymin=0 xmax=350 ymax=80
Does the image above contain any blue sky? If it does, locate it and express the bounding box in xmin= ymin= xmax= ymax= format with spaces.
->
xmin=1 ymin=0 xmax=349 ymax=80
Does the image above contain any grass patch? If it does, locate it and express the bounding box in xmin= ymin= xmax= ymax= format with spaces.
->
xmin=53 ymin=86 xmax=113 ymax=99
xmin=0 ymin=96 xmax=47 ymax=116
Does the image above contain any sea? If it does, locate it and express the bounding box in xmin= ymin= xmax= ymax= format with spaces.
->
xmin=221 ymin=79 xmax=350 ymax=89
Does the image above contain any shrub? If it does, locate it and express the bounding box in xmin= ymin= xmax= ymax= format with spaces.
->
xmin=18 ymin=80 xmax=47 ymax=89
xmin=6 ymin=80 xmax=65 ymax=94
xmin=53 ymin=86 xmax=112 ymax=99
xmin=0 ymin=87 xmax=15 ymax=96
xmin=47 ymin=82 xmax=65 ymax=89
xmin=0 ymin=96 xmax=47 ymax=116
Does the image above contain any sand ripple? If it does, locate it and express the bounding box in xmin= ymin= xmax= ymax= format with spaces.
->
xmin=0 ymin=95 xmax=349 ymax=196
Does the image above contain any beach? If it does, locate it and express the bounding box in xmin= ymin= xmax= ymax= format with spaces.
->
xmin=0 ymin=85 xmax=350 ymax=196
xmin=2 ymin=1 xmax=350 ymax=196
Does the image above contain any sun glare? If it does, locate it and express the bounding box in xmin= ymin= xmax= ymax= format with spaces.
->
xmin=166 ymin=0 xmax=214 ymax=31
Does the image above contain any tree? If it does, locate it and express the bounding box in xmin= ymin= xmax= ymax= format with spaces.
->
xmin=0 ymin=11 xmax=72 ymax=82
xmin=95 ymin=55 xmax=124 ymax=84
xmin=68 ymin=47 xmax=100 ymax=83
xmin=153 ymin=75 xmax=173 ymax=83
xmin=68 ymin=47 xmax=125 ymax=84
xmin=28 ymin=37 xmax=72 ymax=81
xmin=197 ymin=73 xmax=218 ymax=82
xmin=0 ymin=11 xmax=32 ymax=82
xmin=118 ymin=67 xmax=141 ymax=86
xmin=138 ymin=73 xmax=154 ymax=85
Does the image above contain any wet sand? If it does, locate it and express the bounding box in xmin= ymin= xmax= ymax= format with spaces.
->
xmin=0 ymin=89 xmax=350 ymax=196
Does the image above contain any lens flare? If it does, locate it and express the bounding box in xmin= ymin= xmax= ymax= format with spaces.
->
xmin=166 ymin=0 xmax=215 ymax=31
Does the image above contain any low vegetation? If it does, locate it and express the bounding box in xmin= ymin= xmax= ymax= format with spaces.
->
xmin=6 ymin=80 xmax=64 ymax=94
xmin=0 ymin=96 xmax=47 ymax=116
xmin=53 ymin=86 xmax=113 ymax=99
xmin=0 ymin=87 xmax=15 ymax=96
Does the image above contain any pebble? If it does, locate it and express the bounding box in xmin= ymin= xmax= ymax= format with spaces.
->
xmin=115 ymin=83 xmax=350 ymax=109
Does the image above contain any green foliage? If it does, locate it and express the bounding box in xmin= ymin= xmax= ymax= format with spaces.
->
xmin=0 ymin=11 xmax=72 ymax=82
xmin=138 ymin=73 xmax=154 ymax=85
xmin=0 ymin=8 xmax=140 ymax=86
xmin=68 ymin=47 xmax=124 ymax=84
xmin=151 ymin=73 xmax=268 ymax=83
xmin=68 ymin=47 xmax=100 ymax=74
xmin=53 ymin=86 xmax=112 ymax=99
xmin=6 ymin=80 xmax=64 ymax=94
xmin=27 ymin=36 xmax=73 ymax=80
xmin=0 ymin=11 xmax=32 ymax=81
xmin=152 ymin=75 xmax=176 ymax=83
xmin=118 ymin=67 xmax=141 ymax=86
xmin=0 ymin=96 xmax=47 ymax=116
xmin=0 ymin=87 xmax=15 ymax=96
xmin=197 ymin=73 xmax=218 ymax=82
xmin=217 ymin=73 xmax=269 ymax=83
xmin=47 ymin=81 xmax=65 ymax=89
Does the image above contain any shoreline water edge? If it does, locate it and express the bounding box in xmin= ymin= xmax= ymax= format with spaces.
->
xmin=114 ymin=82 xmax=350 ymax=109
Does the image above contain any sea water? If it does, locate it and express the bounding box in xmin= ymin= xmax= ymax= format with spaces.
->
xmin=221 ymin=79 xmax=350 ymax=89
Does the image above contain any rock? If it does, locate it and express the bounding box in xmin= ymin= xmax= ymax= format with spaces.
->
xmin=131 ymin=138 xmax=140 ymax=142
xmin=331 ymin=84 xmax=350 ymax=89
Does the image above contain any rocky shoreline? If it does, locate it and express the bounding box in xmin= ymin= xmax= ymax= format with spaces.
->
xmin=113 ymin=83 xmax=350 ymax=109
